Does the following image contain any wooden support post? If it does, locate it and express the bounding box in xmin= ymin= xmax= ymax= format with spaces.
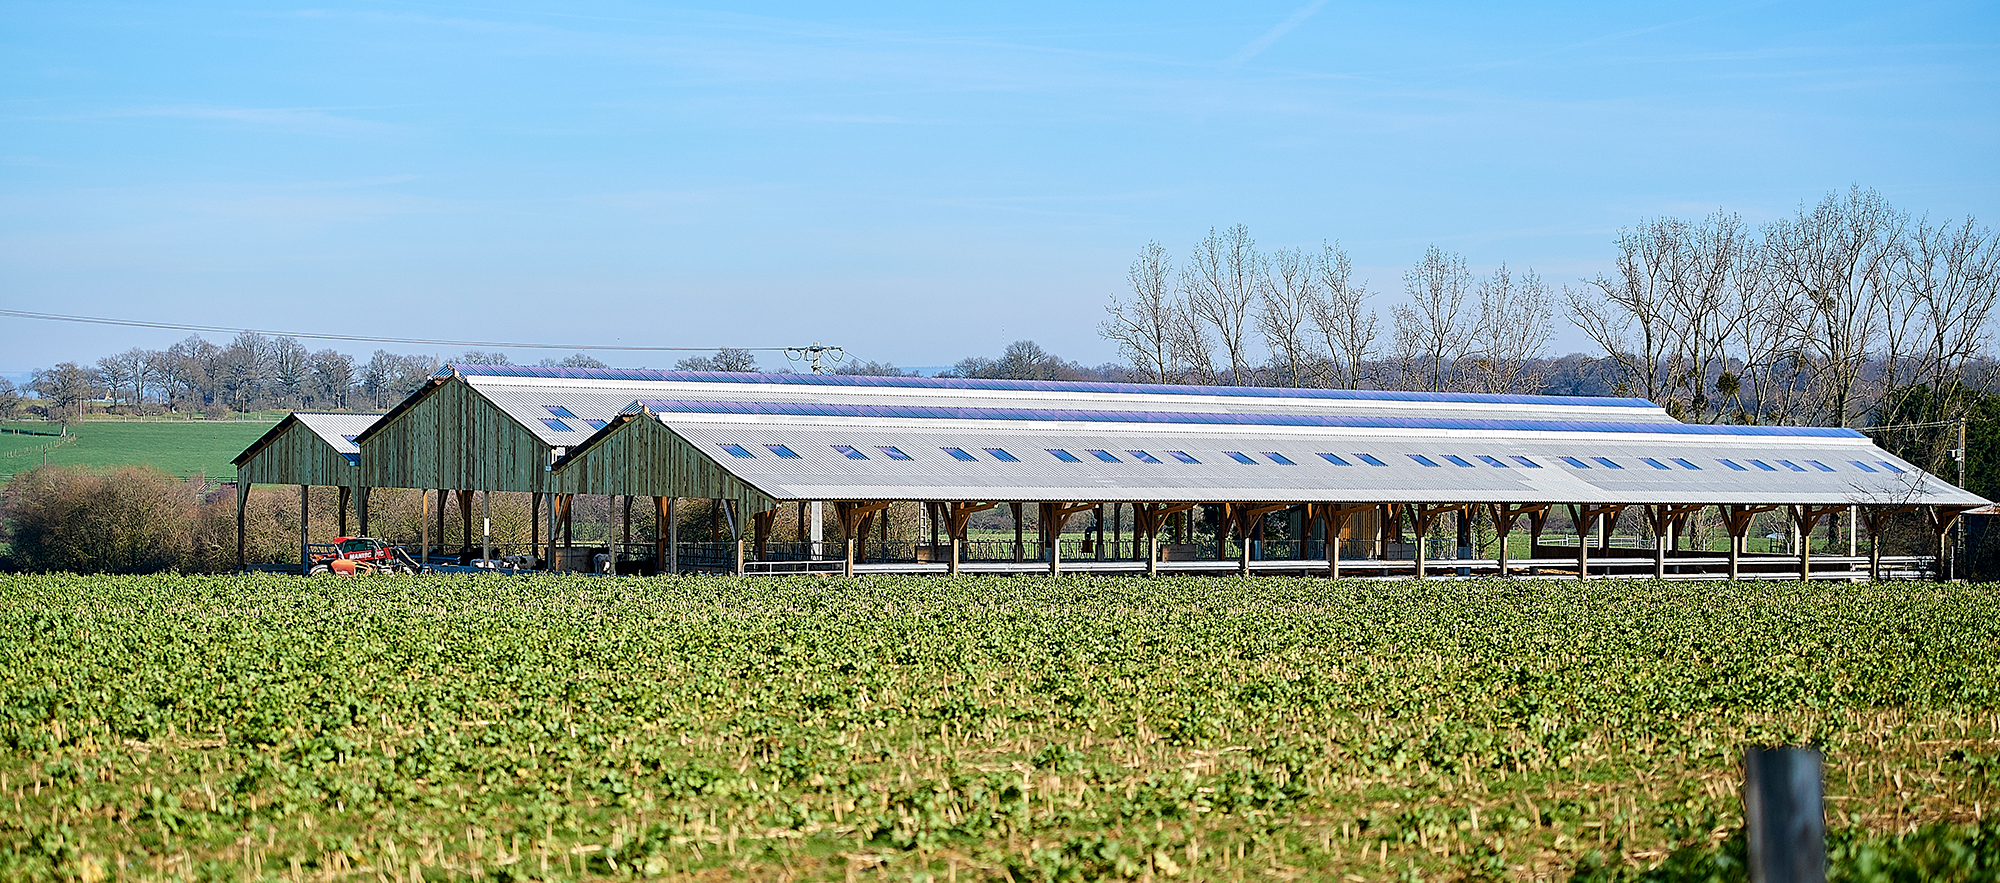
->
xmin=236 ymin=481 xmax=248 ymax=572
xmin=338 ymin=486 xmax=350 ymax=537
xmin=1526 ymin=507 xmax=1549 ymax=576
xmin=458 ymin=490 xmax=473 ymax=562
xmin=356 ymin=485 xmax=369 ymax=536
xmin=623 ymin=495 xmax=633 ymax=547
xmin=1568 ymin=505 xmax=1588 ymax=579
xmin=949 ymin=535 xmax=961 ymax=574
xmin=481 ymin=491 xmax=491 ymax=567
xmin=420 ymin=489 xmax=431 ymax=570
xmin=844 ymin=536 xmax=856 ymax=576
xmin=546 ymin=492 xmax=559 ymax=571
xmin=652 ymin=497 xmax=666 ymax=574
xmin=752 ymin=510 xmax=775 ymax=562
xmin=435 ymin=487 xmax=447 ymax=556
xmin=300 ymin=484 xmax=310 ymax=576
xmin=667 ymin=497 xmax=678 ymax=574
xmin=530 ymin=492 xmax=541 ymax=564
xmin=1011 ymin=502 xmax=1024 ymax=562
xmin=1861 ymin=506 xmax=1903 ymax=582
xmin=1789 ymin=506 xmax=1843 ymax=582
xmin=1927 ymin=506 xmax=1967 ymax=582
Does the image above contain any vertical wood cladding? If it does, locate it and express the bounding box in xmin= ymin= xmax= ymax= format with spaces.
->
xmin=359 ymin=378 xmax=551 ymax=493
xmin=551 ymin=414 xmax=776 ymax=516
xmin=235 ymin=417 xmax=356 ymax=488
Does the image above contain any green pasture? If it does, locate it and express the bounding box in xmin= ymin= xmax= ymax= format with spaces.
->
xmin=1 ymin=574 xmax=1994 ymax=881
xmin=0 ymin=420 xmax=274 ymax=480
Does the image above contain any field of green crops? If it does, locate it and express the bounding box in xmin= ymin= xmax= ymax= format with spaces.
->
xmin=1 ymin=575 xmax=1996 ymax=882
xmin=0 ymin=421 xmax=275 ymax=480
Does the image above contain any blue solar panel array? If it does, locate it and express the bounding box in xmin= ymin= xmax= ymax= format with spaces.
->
xmin=627 ymin=398 xmax=1864 ymax=438
xmin=448 ymin=363 xmax=1661 ymax=409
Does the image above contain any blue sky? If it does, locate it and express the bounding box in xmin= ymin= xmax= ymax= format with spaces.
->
xmin=2 ymin=1 xmax=1995 ymax=375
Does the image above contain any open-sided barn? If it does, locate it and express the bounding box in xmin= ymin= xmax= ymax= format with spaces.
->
xmin=233 ymin=364 xmax=1988 ymax=580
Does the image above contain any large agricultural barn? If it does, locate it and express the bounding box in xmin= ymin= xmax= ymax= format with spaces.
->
xmin=234 ymin=364 xmax=1989 ymax=580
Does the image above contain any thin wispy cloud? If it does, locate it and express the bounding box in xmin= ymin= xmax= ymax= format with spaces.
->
xmin=1225 ymin=0 xmax=1330 ymax=68
xmin=102 ymin=105 xmax=393 ymax=137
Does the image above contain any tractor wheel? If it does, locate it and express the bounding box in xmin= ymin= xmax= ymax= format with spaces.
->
xmin=308 ymin=564 xmax=332 ymax=576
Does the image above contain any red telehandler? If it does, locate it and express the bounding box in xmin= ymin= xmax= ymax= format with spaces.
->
xmin=308 ymin=537 xmax=427 ymax=575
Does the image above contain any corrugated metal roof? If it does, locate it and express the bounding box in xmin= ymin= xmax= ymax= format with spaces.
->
xmin=291 ymin=413 xmax=382 ymax=455
xmin=655 ymin=416 xmax=1982 ymax=505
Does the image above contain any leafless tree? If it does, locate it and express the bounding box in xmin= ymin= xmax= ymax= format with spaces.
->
xmin=1903 ymin=215 xmax=2000 ymax=397
xmin=1391 ymin=245 xmax=1475 ymax=391
xmin=1257 ymin=246 xmax=1318 ymax=387
xmin=31 ymin=362 xmax=99 ymax=423
xmin=308 ymin=349 xmax=355 ymax=409
xmin=1728 ymin=242 xmax=1808 ymax=424
xmin=1763 ymin=186 xmax=1904 ymax=426
xmin=1306 ymin=242 xmax=1378 ymax=390
xmin=271 ymin=336 xmax=309 ymax=409
xmin=1569 ymin=221 xmax=1679 ymax=401
xmin=1182 ymin=225 xmax=1264 ymax=385
xmin=454 ymin=350 xmax=512 ymax=366
xmin=1468 ymin=264 xmax=1556 ymax=394
xmin=1661 ymin=212 xmax=1751 ymax=421
xmin=1100 ymin=241 xmax=1180 ymax=384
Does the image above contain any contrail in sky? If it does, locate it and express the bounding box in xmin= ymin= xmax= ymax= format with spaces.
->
xmin=1224 ymin=0 xmax=1331 ymax=67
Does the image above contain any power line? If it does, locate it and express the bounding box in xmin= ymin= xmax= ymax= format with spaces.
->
xmin=0 ymin=308 xmax=788 ymax=352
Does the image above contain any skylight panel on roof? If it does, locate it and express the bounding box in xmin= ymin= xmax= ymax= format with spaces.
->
xmin=1128 ymin=450 xmax=1161 ymax=464
xmin=1318 ymin=453 xmax=1351 ymax=466
xmin=833 ymin=445 xmax=869 ymax=460
xmin=1559 ymin=456 xmax=1590 ymax=468
xmin=942 ymin=447 xmax=977 ymax=462
xmin=719 ymin=444 xmax=756 ymax=459
xmin=1720 ymin=459 xmax=1747 ymax=471
xmin=1779 ymin=460 xmax=1808 ymax=472
xmin=584 ymin=419 xmax=607 ymax=430
xmin=1357 ymin=454 xmax=1387 ymax=466
xmin=540 ymin=418 xmax=573 ymax=432
xmin=1850 ymin=460 xmax=1878 ymax=473
xmin=1750 ymin=459 xmax=1778 ymax=471
xmin=1808 ymin=460 xmax=1836 ymax=472
xmin=1510 ymin=456 xmax=1541 ymax=468
xmin=877 ymin=446 xmax=913 ymax=461
xmin=1591 ymin=457 xmax=1624 ymax=469
xmin=1671 ymin=458 xmax=1701 ymax=470
xmin=986 ymin=447 xmax=1019 ymax=462
xmin=1264 ymin=452 xmax=1296 ymax=465
xmin=1476 ymin=455 xmax=1509 ymax=468
xmin=1088 ymin=449 xmax=1121 ymax=463
xmin=1444 ymin=455 xmax=1475 ymax=468
xmin=1226 ymin=451 xmax=1258 ymax=464
xmin=766 ymin=444 xmax=802 ymax=459
xmin=1641 ymin=458 xmax=1670 ymax=470
xmin=1048 ymin=449 xmax=1082 ymax=463
xmin=1167 ymin=450 xmax=1200 ymax=464
xmin=1410 ymin=454 xmax=1443 ymax=467
xmin=1879 ymin=461 xmax=1906 ymax=473
xmin=545 ymin=405 xmax=578 ymax=418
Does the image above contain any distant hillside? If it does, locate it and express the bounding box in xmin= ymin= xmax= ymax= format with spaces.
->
xmin=0 ymin=420 xmax=276 ymax=481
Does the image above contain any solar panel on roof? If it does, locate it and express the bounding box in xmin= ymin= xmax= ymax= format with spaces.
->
xmin=1226 ymin=451 xmax=1258 ymax=464
xmin=1641 ymin=458 xmax=1670 ymax=470
xmin=878 ymin=446 xmax=914 ymax=461
xmin=1750 ymin=459 xmax=1778 ymax=471
xmin=540 ymin=418 xmax=573 ymax=432
xmin=1264 ymin=452 xmax=1296 ymax=465
xmin=1808 ymin=460 xmax=1835 ymax=472
xmin=1779 ymin=460 xmax=1808 ymax=472
xmin=1509 ymin=456 xmax=1541 ymax=468
xmin=766 ymin=444 xmax=802 ymax=459
xmin=1879 ymin=461 xmax=1906 ymax=474
xmin=833 ymin=445 xmax=868 ymax=460
xmin=942 ymin=447 xmax=977 ymax=462
xmin=1720 ymin=459 xmax=1747 ymax=471
xmin=1319 ymin=453 xmax=1351 ymax=466
xmin=1048 ymin=449 xmax=1082 ymax=463
xmin=1591 ymin=457 xmax=1623 ymax=469
xmin=1167 ymin=450 xmax=1200 ymax=464
xmin=620 ymin=398 xmax=1860 ymax=438
xmin=1128 ymin=450 xmax=1161 ymax=463
xmin=584 ymin=419 xmax=607 ymax=430
xmin=1443 ymin=455 xmax=1475 ymax=468
xmin=986 ymin=447 xmax=1019 ymax=462
xmin=1475 ymin=455 xmax=1508 ymax=468
xmin=1357 ymin=453 xmax=1387 ymax=466
xmin=1850 ymin=460 xmax=1878 ymax=473
xmin=719 ymin=444 xmax=756 ymax=459
xmin=1559 ymin=457 xmax=1590 ymax=468
xmin=1088 ymin=449 xmax=1120 ymax=463
xmin=546 ymin=405 xmax=578 ymax=418
xmin=1671 ymin=458 xmax=1701 ymax=470
xmin=1409 ymin=454 xmax=1442 ymax=467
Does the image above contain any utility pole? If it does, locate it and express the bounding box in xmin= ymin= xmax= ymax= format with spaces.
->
xmin=1955 ymin=417 xmax=1969 ymax=581
xmin=784 ymin=342 xmax=845 ymax=375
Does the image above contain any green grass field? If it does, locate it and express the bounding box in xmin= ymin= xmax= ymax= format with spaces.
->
xmin=0 ymin=420 xmax=275 ymax=479
xmin=2 ymin=574 xmax=1994 ymax=881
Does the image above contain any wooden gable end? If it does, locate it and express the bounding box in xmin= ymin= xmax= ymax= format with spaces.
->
xmin=235 ymin=417 xmax=356 ymax=488
xmin=550 ymin=414 xmax=776 ymax=515
xmin=359 ymin=377 xmax=550 ymax=492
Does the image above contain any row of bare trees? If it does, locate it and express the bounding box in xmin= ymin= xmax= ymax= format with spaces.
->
xmin=1101 ymin=187 xmax=1999 ymax=428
